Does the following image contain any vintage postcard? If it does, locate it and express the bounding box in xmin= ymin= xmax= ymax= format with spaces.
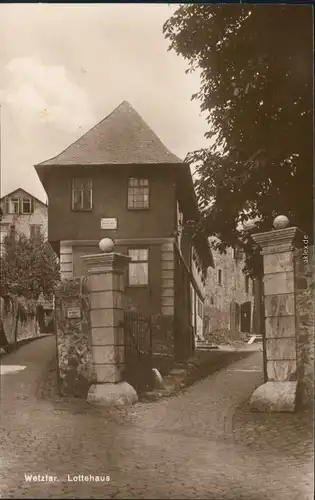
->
xmin=0 ymin=3 xmax=313 ymax=499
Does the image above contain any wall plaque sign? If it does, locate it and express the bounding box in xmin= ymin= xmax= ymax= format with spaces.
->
xmin=67 ymin=307 xmax=81 ymax=319
xmin=101 ymin=218 xmax=117 ymax=230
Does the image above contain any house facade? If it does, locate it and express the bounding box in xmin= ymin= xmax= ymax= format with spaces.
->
xmin=35 ymin=101 xmax=213 ymax=360
xmin=0 ymin=188 xmax=48 ymax=252
xmin=0 ymin=188 xmax=51 ymax=339
xmin=204 ymin=244 xmax=255 ymax=338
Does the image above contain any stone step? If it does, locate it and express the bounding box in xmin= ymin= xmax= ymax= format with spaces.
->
xmin=168 ymin=368 xmax=187 ymax=376
xmin=174 ymin=361 xmax=189 ymax=368
xmin=163 ymin=374 xmax=183 ymax=384
xmin=196 ymin=344 xmax=219 ymax=350
xmin=163 ymin=375 xmax=185 ymax=388
xmin=196 ymin=341 xmax=217 ymax=346
xmin=247 ymin=335 xmax=263 ymax=344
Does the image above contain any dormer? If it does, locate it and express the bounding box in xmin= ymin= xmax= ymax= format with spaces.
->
xmin=0 ymin=188 xmax=47 ymax=219
xmin=4 ymin=195 xmax=34 ymax=215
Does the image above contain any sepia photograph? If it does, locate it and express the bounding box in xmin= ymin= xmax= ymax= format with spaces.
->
xmin=0 ymin=3 xmax=313 ymax=499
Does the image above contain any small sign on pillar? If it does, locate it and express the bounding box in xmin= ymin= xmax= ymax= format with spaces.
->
xmin=67 ymin=307 xmax=81 ymax=319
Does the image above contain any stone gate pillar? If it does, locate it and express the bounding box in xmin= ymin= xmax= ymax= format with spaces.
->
xmin=81 ymin=238 xmax=138 ymax=406
xmin=249 ymin=216 xmax=303 ymax=412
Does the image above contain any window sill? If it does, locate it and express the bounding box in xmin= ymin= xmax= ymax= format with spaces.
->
xmin=127 ymin=208 xmax=150 ymax=211
xmin=71 ymin=209 xmax=93 ymax=212
xmin=127 ymin=284 xmax=149 ymax=288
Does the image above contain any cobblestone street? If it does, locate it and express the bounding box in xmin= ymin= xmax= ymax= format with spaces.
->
xmin=0 ymin=336 xmax=313 ymax=500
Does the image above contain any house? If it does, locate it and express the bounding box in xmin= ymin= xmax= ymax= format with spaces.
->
xmin=0 ymin=188 xmax=52 ymax=336
xmin=0 ymin=188 xmax=48 ymax=251
xmin=34 ymin=100 xmax=213 ymax=360
xmin=204 ymin=243 xmax=255 ymax=338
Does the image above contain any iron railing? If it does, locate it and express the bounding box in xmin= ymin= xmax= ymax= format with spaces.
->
xmin=123 ymin=310 xmax=153 ymax=392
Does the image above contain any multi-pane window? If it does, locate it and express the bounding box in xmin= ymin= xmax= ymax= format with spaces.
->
xmin=128 ymin=248 xmax=149 ymax=286
xmin=21 ymin=198 xmax=33 ymax=214
xmin=72 ymin=178 xmax=92 ymax=211
xmin=5 ymin=197 xmax=19 ymax=214
xmin=4 ymin=197 xmax=33 ymax=214
xmin=127 ymin=178 xmax=149 ymax=209
xmin=30 ymin=224 xmax=41 ymax=240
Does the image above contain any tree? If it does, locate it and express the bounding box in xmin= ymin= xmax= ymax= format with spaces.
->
xmin=0 ymin=231 xmax=60 ymax=345
xmin=164 ymin=4 xmax=313 ymax=276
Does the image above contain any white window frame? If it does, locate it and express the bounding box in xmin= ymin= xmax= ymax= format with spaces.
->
xmin=127 ymin=177 xmax=149 ymax=210
xmin=72 ymin=178 xmax=93 ymax=211
xmin=127 ymin=248 xmax=149 ymax=286
xmin=6 ymin=197 xmax=20 ymax=214
xmin=21 ymin=198 xmax=33 ymax=214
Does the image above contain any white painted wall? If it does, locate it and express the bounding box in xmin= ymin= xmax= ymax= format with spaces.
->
xmin=0 ymin=189 xmax=48 ymax=241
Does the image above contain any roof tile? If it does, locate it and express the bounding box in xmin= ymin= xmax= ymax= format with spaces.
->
xmin=37 ymin=101 xmax=182 ymax=166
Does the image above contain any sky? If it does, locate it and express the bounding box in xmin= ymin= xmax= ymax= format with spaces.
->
xmin=0 ymin=3 xmax=210 ymax=203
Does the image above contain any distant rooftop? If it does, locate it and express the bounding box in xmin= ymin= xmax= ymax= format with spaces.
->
xmin=0 ymin=187 xmax=47 ymax=206
xmin=36 ymin=101 xmax=183 ymax=167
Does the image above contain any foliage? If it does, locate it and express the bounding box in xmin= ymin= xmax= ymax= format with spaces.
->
xmin=55 ymin=278 xmax=89 ymax=306
xmin=0 ymin=231 xmax=60 ymax=300
xmin=55 ymin=278 xmax=95 ymax=397
xmin=164 ymin=5 xmax=313 ymax=276
xmin=0 ymin=231 xmax=59 ymax=341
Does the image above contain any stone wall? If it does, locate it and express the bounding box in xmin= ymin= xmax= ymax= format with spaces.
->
xmin=205 ymin=246 xmax=254 ymax=335
xmin=0 ymin=297 xmax=40 ymax=343
xmin=295 ymin=245 xmax=314 ymax=408
xmin=55 ymin=279 xmax=96 ymax=397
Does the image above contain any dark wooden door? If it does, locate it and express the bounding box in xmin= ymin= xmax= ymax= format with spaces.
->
xmin=240 ymin=301 xmax=251 ymax=333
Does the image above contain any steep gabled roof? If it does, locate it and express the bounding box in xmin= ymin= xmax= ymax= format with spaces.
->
xmin=0 ymin=188 xmax=47 ymax=206
xmin=36 ymin=101 xmax=183 ymax=167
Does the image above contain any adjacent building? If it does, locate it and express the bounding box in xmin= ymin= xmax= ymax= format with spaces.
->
xmin=0 ymin=188 xmax=52 ymax=338
xmin=204 ymin=244 xmax=255 ymax=338
xmin=0 ymin=188 xmax=48 ymax=252
xmin=35 ymin=101 xmax=213 ymax=360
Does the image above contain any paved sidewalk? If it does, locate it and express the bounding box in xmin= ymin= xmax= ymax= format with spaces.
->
xmin=0 ymin=340 xmax=313 ymax=499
